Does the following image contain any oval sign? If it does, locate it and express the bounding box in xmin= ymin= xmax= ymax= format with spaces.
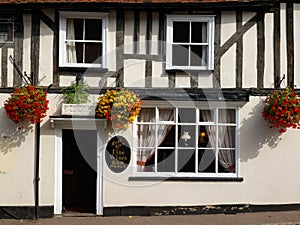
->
xmin=105 ymin=136 xmax=131 ymax=173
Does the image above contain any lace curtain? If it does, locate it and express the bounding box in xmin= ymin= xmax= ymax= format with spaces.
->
xmin=202 ymin=109 xmax=235 ymax=172
xmin=137 ymin=109 xmax=174 ymax=172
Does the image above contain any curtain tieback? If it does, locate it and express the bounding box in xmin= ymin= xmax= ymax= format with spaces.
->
xmin=137 ymin=161 xmax=146 ymax=166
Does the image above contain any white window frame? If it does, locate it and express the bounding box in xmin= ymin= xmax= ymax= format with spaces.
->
xmin=59 ymin=11 xmax=108 ymax=68
xmin=166 ymin=15 xmax=214 ymax=71
xmin=133 ymin=106 xmax=240 ymax=178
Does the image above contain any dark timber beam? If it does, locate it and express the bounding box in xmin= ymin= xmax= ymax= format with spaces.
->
xmin=145 ymin=11 xmax=152 ymax=88
xmin=236 ymin=10 xmax=243 ymax=88
xmin=286 ymin=2 xmax=294 ymax=87
xmin=257 ymin=12 xmax=265 ymax=89
xmin=214 ymin=11 xmax=221 ymax=87
xmin=13 ymin=13 xmax=24 ymax=87
xmin=273 ymin=4 xmax=280 ymax=88
xmin=116 ymin=9 xmax=125 ymax=87
xmin=31 ymin=10 xmax=40 ymax=86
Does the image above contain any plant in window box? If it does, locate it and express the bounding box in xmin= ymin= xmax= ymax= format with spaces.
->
xmin=4 ymin=85 xmax=49 ymax=125
xmin=61 ymin=81 xmax=94 ymax=116
xmin=262 ymin=87 xmax=300 ymax=133
xmin=96 ymin=89 xmax=142 ymax=130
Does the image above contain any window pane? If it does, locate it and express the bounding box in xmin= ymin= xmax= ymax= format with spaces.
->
xmin=157 ymin=149 xmax=175 ymax=172
xmin=159 ymin=108 xmax=174 ymax=122
xmin=74 ymin=42 xmax=83 ymax=63
xmin=159 ymin=125 xmax=175 ymax=147
xmin=137 ymin=124 xmax=156 ymax=148
xmin=85 ymin=19 xmax=102 ymax=40
xmin=218 ymin=150 xmax=235 ymax=173
xmin=201 ymin=125 xmax=216 ymax=148
xmin=218 ymin=126 xmax=235 ymax=148
xmin=172 ymin=44 xmax=189 ymax=66
xmin=173 ymin=21 xmax=189 ymax=43
xmin=0 ymin=22 xmax=13 ymax=42
xmin=138 ymin=108 xmax=155 ymax=123
xmin=179 ymin=125 xmax=195 ymax=148
xmin=178 ymin=108 xmax=196 ymax=123
xmin=198 ymin=126 xmax=209 ymax=147
xmin=190 ymin=45 xmax=207 ymax=66
xmin=200 ymin=109 xmax=214 ymax=122
xmin=191 ymin=22 xmax=207 ymax=43
xmin=67 ymin=18 xmax=83 ymax=40
xmin=218 ymin=109 xmax=236 ymax=124
xmin=198 ymin=149 xmax=215 ymax=173
xmin=85 ymin=43 xmax=102 ymax=64
xmin=178 ymin=149 xmax=195 ymax=172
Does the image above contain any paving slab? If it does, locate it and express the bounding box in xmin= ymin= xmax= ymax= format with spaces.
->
xmin=1 ymin=211 xmax=300 ymax=225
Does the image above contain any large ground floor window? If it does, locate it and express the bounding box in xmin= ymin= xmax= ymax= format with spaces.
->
xmin=134 ymin=107 xmax=239 ymax=178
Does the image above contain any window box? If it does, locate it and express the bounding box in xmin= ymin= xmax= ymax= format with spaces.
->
xmin=61 ymin=103 xmax=95 ymax=116
xmin=166 ymin=15 xmax=214 ymax=71
xmin=59 ymin=11 xmax=108 ymax=69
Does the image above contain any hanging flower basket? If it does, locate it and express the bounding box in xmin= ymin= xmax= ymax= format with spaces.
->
xmin=262 ymin=87 xmax=300 ymax=133
xmin=4 ymin=85 xmax=49 ymax=125
xmin=96 ymin=89 xmax=142 ymax=130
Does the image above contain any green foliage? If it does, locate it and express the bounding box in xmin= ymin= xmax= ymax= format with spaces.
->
xmin=62 ymin=81 xmax=90 ymax=104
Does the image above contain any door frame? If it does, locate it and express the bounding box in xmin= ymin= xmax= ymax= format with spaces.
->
xmin=51 ymin=118 xmax=106 ymax=215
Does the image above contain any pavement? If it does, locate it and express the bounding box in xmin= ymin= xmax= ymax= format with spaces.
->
xmin=1 ymin=211 xmax=300 ymax=225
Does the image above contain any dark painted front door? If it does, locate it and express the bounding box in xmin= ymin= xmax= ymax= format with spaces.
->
xmin=62 ymin=129 xmax=97 ymax=214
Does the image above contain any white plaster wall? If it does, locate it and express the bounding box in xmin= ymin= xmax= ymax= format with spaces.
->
xmin=294 ymin=4 xmax=300 ymax=88
xmin=151 ymin=12 xmax=159 ymax=55
xmin=280 ymin=3 xmax=288 ymax=88
xmin=124 ymin=11 xmax=134 ymax=54
xmin=107 ymin=11 xmax=116 ymax=72
xmin=102 ymin=96 xmax=300 ymax=207
xmin=220 ymin=12 xmax=236 ymax=88
xmin=175 ymin=72 xmax=190 ymax=88
xmin=39 ymin=20 xmax=53 ymax=86
xmin=198 ymin=72 xmax=214 ymax=88
xmin=0 ymin=93 xmax=60 ymax=206
xmin=0 ymin=94 xmax=35 ymax=205
xmin=264 ymin=13 xmax=274 ymax=88
xmin=124 ymin=59 xmax=145 ymax=87
xmin=23 ymin=14 xmax=31 ymax=78
xmin=152 ymin=61 xmax=168 ymax=87
xmin=139 ymin=12 xmax=147 ymax=55
xmin=7 ymin=48 xmax=14 ymax=87
xmin=243 ymin=12 xmax=257 ymax=88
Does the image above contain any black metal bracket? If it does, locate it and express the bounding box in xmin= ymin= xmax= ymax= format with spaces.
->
xmin=275 ymin=74 xmax=285 ymax=88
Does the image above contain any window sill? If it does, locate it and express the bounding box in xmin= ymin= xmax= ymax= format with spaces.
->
xmin=128 ymin=176 xmax=244 ymax=182
xmin=58 ymin=67 xmax=108 ymax=74
xmin=166 ymin=69 xmax=213 ymax=73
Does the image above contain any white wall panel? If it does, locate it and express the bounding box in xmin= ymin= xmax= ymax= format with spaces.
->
xmin=124 ymin=11 xmax=134 ymax=54
xmin=152 ymin=61 xmax=168 ymax=87
xmin=243 ymin=12 xmax=257 ymax=88
xmin=124 ymin=59 xmax=145 ymax=87
xmin=107 ymin=11 xmax=117 ymax=71
xmin=220 ymin=12 xmax=236 ymax=88
xmin=294 ymin=4 xmax=300 ymax=88
xmin=39 ymin=20 xmax=53 ymax=86
xmin=139 ymin=12 xmax=147 ymax=55
xmin=22 ymin=14 xmax=31 ymax=78
xmin=280 ymin=3 xmax=288 ymax=88
xmin=264 ymin=13 xmax=274 ymax=88
xmin=7 ymin=48 xmax=14 ymax=87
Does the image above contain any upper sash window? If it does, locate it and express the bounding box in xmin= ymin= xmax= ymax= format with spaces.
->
xmin=0 ymin=17 xmax=13 ymax=43
xmin=166 ymin=15 xmax=214 ymax=71
xmin=59 ymin=11 xmax=108 ymax=68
